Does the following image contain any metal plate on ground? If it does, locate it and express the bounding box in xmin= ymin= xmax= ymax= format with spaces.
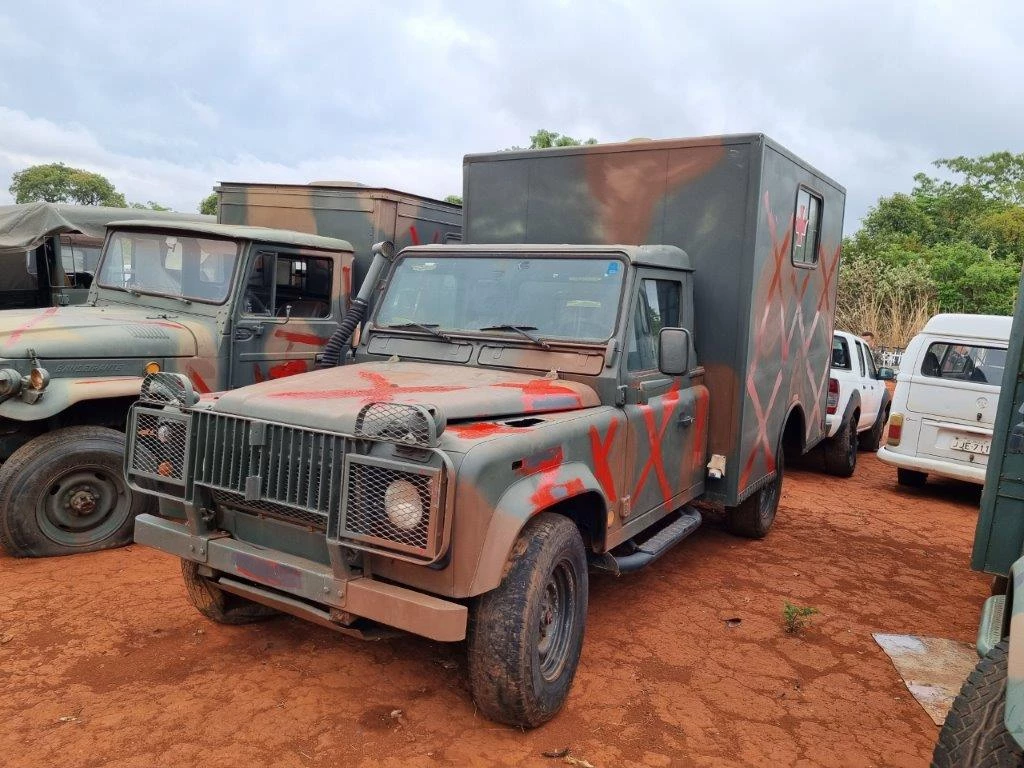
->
xmin=873 ymin=633 xmax=978 ymax=725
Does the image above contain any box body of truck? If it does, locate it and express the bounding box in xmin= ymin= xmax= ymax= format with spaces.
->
xmin=462 ymin=134 xmax=846 ymax=505
xmin=215 ymin=182 xmax=462 ymax=290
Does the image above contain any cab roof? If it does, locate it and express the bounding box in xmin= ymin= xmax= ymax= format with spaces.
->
xmin=400 ymin=243 xmax=693 ymax=271
xmin=108 ymin=219 xmax=354 ymax=253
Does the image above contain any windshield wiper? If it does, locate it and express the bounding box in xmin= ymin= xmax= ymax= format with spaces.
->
xmin=384 ymin=322 xmax=453 ymax=343
xmin=478 ymin=324 xmax=551 ymax=349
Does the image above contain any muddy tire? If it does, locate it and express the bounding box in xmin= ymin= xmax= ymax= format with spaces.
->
xmin=181 ymin=560 xmax=278 ymax=625
xmin=727 ymin=448 xmax=784 ymax=539
xmin=823 ymin=412 xmax=858 ymax=477
xmin=932 ymin=641 xmax=1023 ymax=768
xmin=859 ymin=401 xmax=890 ymax=452
xmin=0 ymin=426 xmax=155 ymax=558
xmin=898 ymin=468 xmax=928 ymax=488
xmin=467 ymin=513 xmax=588 ymax=728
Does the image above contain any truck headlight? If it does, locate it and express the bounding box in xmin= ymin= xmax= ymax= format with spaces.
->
xmin=384 ymin=479 xmax=424 ymax=531
xmin=28 ymin=366 xmax=49 ymax=390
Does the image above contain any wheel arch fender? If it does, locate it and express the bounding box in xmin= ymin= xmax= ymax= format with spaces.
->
xmin=466 ymin=461 xmax=608 ymax=596
xmin=781 ymin=402 xmax=806 ymax=460
xmin=0 ymin=376 xmax=143 ymax=422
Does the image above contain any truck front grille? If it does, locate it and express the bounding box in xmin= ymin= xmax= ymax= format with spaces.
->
xmin=126 ymin=406 xmax=191 ymax=499
xmin=192 ymin=411 xmax=345 ymax=523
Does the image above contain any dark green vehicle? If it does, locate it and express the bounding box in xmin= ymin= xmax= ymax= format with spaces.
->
xmin=934 ymin=267 xmax=1024 ymax=766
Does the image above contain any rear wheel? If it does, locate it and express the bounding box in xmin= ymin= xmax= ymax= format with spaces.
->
xmin=467 ymin=513 xmax=588 ymax=728
xmin=932 ymin=641 xmax=1023 ymax=767
xmin=0 ymin=426 xmax=154 ymax=558
xmin=897 ymin=468 xmax=928 ymax=488
xmin=823 ymin=412 xmax=858 ymax=477
xmin=181 ymin=561 xmax=278 ymax=625
xmin=727 ymin=449 xmax=784 ymax=539
xmin=860 ymin=402 xmax=889 ymax=452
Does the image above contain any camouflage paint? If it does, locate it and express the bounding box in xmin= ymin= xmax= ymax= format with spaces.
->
xmin=462 ymin=134 xmax=846 ymax=505
xmin=215 ymin=182 xmax=462 ymax=291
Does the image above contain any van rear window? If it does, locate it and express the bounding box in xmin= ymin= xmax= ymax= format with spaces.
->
xmin=920 ymin=342 xmax=1007 ymax=385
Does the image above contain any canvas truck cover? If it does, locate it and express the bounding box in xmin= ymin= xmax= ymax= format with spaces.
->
xmin=462 ymin=133 xmax=846 ymax=506
xmin=215 ymin=182 xmax=462 ymax=289
xmin=0 ymin=202 xmax=212 ymax=254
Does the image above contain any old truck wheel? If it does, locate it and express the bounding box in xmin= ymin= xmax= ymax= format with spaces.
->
xmin=933 ymin=641 xmax=1023 ymax=767
xmin=727 ymin=449 xmax=784 ymax=539
xmin=898 ymin=468 xmax=928 ymax=488
xmin=181 ymin=560 xmax=278 ymax=624
xmin=823 ymin=412 xmax=858 ymax=477
xmin=467 ymin=512 xmax=588 ymax=728
xmin=0 ymin=426 xmax=155 ymax=558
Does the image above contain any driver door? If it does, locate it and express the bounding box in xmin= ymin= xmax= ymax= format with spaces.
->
xmin=621 ymin=276 xmax=703 ymax=519
xmin=230 ymin=246 xmax=341 ymax=388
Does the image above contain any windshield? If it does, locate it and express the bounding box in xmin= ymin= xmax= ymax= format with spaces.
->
xmin=97 ymin=230 xmax=240 ymax=303
xmin=376 ymin=255 xmax=625 ymax=342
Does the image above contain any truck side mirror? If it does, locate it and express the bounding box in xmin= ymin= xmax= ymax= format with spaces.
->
xmin=658 ymin=327 xmax=691 ymax=377
xmin=877 ymin=367 xmax=895 ymax=381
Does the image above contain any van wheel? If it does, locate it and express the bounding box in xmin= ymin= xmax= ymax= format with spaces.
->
xmin=897 ymin=468 xmax=928 ymax=488
xmin=181 ymin=561 xmax=278 ymax=625
xmin=727 ymin=450 xmax=784 ymax=539
xmin=859 ymin=404 xmax=889 ymax=452
xmin=0 ymin=426 xmax=155 ymax=558
xmin=933 ymin=641 xmax=1022 ymax=767
xmin=823 ymin=413 xmax=858 ymax=477
xmin=467 ymin=513 xmax=588 ymax=728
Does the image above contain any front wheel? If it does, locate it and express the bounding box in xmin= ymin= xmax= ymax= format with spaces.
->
xmin=933 ymin=641 xmax=1023 ymax=767
xmin=467 ymin=513 xmax=588 ymax=728
xmin=181 ymin=561 xmax=278 ymax=624
xmin=0 ymin=426 xmax=155 ymax=557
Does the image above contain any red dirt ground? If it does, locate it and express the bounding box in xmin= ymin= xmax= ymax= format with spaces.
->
xmin=0 ymin=455 xmax=988 ymax=768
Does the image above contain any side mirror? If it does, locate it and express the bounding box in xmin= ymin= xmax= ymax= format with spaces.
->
xmin=658 ymin=327 xmax=691 ymax=377
xmin=877 ymin=367 xmax=895 ymax=381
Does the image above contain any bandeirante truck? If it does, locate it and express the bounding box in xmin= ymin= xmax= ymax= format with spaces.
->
xmin=933 ymin=268 xmax=1024 ymax=766
xmin=0 ymin=187 xmax=461 ymax=559
xmin=0 ymin=202 xmax=211 ymax=309
xmin=126 ymin=134 xmax=845 ymax=727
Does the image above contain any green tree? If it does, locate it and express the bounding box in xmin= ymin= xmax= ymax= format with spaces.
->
xmin=507 ymin=129 xmax=598 ymax=152
xmin=933 ymin=151 xmax=1024 ymax=206
xmin=9 ymin=162 xmax=127 ymax=207
xmin=444 ymin=194 xmax=463 ymax=206
xmin=199 ymin=192 xmax=218 ymax=215
xmin=130 ymin=201 xmax=171 ymax=211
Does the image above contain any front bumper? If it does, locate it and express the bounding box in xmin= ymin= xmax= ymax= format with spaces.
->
xmin=876 ymin=446 xmax=987 ymax=485
xmin=134 ymin=514 xmax=467 ymax=642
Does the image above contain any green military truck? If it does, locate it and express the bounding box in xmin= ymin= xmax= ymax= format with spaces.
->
xmin=933 ymin=267 xmax=1024 ymax=766
xmin=126 ymin=134 xmax=845 ymax=726
xmin=0 ymin=187 xmax=461 ymax=559
xmin=0 ymin=202 xmax=211 ymax=309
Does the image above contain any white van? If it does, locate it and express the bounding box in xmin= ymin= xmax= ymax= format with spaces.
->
xmin=877 ymin=313 xmax=1012 ymax=486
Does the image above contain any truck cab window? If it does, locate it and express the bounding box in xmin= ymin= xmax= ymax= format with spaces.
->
xmin=627 ymin=279 xmax=681 ymax=372
xmin=244 ymin=251 xmax=333 ymax=318
xmin=792 ymin=187 xmax=823 ymax=267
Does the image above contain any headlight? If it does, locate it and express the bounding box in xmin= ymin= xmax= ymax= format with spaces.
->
xmin=28 ymin=367 xmax=49 ymax=390
xmin=384 ymin=479 xmax=424 ymax=531
xmin=140 ymin=372 xmax=199 ymax=407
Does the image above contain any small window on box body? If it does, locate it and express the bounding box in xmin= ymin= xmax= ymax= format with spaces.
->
xmin=792 ymin=187 xmax=823 ymax=267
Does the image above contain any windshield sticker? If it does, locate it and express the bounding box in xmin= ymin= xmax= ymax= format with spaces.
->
xmin=606 ymin=261 xmax=620 ymax=276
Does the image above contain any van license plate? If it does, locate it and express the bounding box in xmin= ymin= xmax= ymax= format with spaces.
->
xmin=951 ymin=437 xmax=991 ymax=455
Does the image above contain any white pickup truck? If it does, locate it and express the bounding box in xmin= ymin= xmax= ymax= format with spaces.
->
xmin=819 ymin=330 xmax=894 ymax=476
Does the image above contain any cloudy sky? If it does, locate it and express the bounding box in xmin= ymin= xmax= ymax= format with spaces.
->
xmin=0 ymin=0 xmax=1019 ymax=231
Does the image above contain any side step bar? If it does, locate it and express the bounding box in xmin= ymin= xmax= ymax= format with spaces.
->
xmin=593 ymin=508 xmax=702 ymax=575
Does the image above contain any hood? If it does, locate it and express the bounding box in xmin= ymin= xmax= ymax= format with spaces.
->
xmin=208 ymin=361 xmax=600 ymax=433
xmin=0 ymin=306 xmax=199 ymax=361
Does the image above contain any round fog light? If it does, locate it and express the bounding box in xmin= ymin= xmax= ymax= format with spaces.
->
xmin=384 ymin=479 xmax=424 ymax=531
xmin=28 ymin=367 xmax=49 ymax=390
xmin=144 ymin=361 xmax=161 ymax=375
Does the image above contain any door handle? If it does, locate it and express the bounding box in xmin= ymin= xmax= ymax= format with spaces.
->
xmin=677 ymin=413 xmax=694 ymax=428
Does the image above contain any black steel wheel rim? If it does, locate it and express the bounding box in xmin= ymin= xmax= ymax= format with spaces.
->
xmin=35 ymin=465 xmax=131 ymax=547
xmin=536 ymin=558 xmax=578 ymax=681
